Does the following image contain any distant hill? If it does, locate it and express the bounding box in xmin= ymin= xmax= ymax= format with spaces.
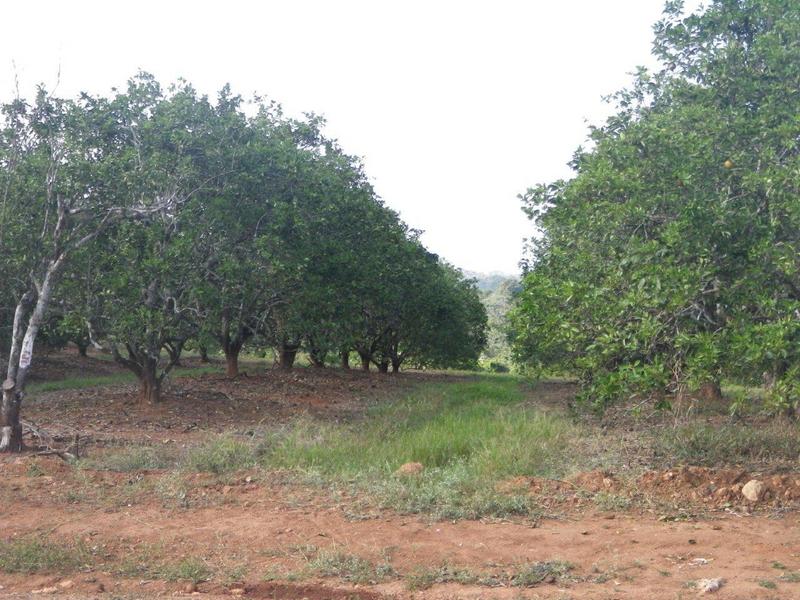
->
xmin=463 ymin=271 xmax=519 ymax=293
xmin=463 ymin=271 xmax=521 ymax=366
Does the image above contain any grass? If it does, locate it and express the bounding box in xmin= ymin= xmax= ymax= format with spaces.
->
xmin=306 ymin=549 xmax=396 ymax=584
xmin=80 ymin=445 xmax=179 ymax=472
xmin=114 ymin=545 xmax=212 ymax=583
xmin=406 ymin=561 xmax=574 ymax=590
xmin=69 ymin=375 xmax=609 ymax=518
xmin=181 ymin=435 xmax=258 ymax=475
xmin=65 ymin=370 xmax=800 ymax=522
xmin=653 ymin=421 xmax=800 ymax=466
xmin=0 ymin=537 xmax=87 ymax=574
xmin=257 ymin=375 xmax=580 ymax=519
xmin=27 ymin=364 xmax=225 ymax=395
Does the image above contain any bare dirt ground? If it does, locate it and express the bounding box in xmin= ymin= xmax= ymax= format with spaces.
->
xmin=2 ymin=352 xmax=800 ymax=599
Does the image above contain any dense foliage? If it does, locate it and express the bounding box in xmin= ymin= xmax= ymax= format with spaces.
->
xmin=510 ymin=0 xmax=800 ymax=411
xmin=0 ymin=74 xmax=486 ymax=449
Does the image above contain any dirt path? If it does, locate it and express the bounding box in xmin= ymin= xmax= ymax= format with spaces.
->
xmin=2 ymin=495 xmax=799 ymax=599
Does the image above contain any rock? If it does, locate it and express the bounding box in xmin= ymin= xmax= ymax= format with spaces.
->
xmin=230 ymin=588 xmax=245 ymax=596
xmin=31 ymin=587 xmax=58 ymax=595
xmin=58 ymin=580 xmax=74 ymax=589
xmin=697 ymin=577 xmax=724 ymax=594
xmin=741 ymin=479 xmax=765 ymax=502
xmin=395 ymin=462 xmax=424 ymax=476
xmin=183 ymin=582 xmax=198 ymax=593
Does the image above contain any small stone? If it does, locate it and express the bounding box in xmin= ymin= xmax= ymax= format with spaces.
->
xmin=230 ymin=588 xmax=245 ymax=596
xmin=183 ymin=582 xmax=198 ymax=593
xmin=741 ymin=479 xmax=765 ymax=502
xmin=697 ymin=577 xmax=724 ymax=594
xmin=395 ymin=462 xmax=424 ymax=476
xmin=58 ymin=580 xmax=74 ymax=589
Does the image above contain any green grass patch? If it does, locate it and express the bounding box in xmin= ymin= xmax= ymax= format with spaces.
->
xmin=181 ymin=435 xmax=258 ymax=475
xmin=257 ymin=375 xmax=579 ymax=519
xmin=0 ymin=537 xmax=87 ymax=574
xmin=28 ymin=365 xmax=223 ymax=395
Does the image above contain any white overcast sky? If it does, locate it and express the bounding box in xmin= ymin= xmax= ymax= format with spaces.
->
xmin=0 ymin=0 xmax=701 ymax=275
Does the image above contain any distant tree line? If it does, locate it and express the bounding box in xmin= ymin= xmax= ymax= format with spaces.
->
xmin=0 ymin=74 xmax=487 ymax=451
xmin=510 ymin=0 xmax=800 ymax=412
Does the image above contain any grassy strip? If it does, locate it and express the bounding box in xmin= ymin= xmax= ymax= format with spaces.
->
xmin=255 ymin=375 xmax=579 ymax=519
xmin=79 ymin=375 xmax=580 ymax=519
xmin=28 ymin=365 xmax=225 ymax=394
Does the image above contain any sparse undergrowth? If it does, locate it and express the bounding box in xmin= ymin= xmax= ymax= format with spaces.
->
xmin=67 ymin=373 xmax=800 ymax=520
xmin=0 ymin=537 xmax=88 ymax=574
xmin=75 ymin=375 xmax=585 ymax=519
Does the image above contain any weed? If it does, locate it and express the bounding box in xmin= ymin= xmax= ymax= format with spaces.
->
xmin=26 ymin=462 xmax=44 ymax=477
xmin=759 ymin=579 xmax=777 ymax=589
xmin=406 ymin=564 xmax=480 ymax=590
xmin=593 ymin=492 xmax=632 ymax=512
xmin=154 ymin=471 xmax=190 ymax=508
xmin=182 ymin=435 xmax=256 ymax=475
xmin=0 ymin=537 xmax=87 ymax=574
xmin=510 ymin=561 xmax=574 ymax=587
xmin=306 ymin=549 xmax=395 ymax=584
xmin=654 ymin=422 xmax=800 ymax=466
xmin=81 ymin=445 xmax=177 ymax=472
xmin=161 ymin=557 xmax=212 ymax=583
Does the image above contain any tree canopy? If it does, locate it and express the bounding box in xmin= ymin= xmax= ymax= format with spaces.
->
xmin=510 ymin=0 xmax=800 ymax=411
xmin=0 ymin=73 xmax=487 ymax=451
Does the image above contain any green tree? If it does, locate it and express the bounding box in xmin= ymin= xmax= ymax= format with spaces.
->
xmin=511 ymin=0 xmax=800 ymax=411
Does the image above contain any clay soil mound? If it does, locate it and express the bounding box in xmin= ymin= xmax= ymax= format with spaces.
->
xmin=639 ymin=466 xmax=800 ymax=508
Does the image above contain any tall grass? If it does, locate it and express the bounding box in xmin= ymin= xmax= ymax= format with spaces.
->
xmin=259 ymin=376 xmax=578 ymax=518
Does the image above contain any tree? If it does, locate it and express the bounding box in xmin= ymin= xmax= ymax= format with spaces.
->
xmin=83 ymin=78 xmax=223 ymax=403
xmin=510 ymin=0 xmax=800 ymax=411
xmin=0 ymin=78 xmax=183 ymax=450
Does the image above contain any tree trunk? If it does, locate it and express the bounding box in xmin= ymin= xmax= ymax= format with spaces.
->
xmin=309 ymin=353 xmax=325 ymax=368
xmin=224 ymin=344 xmax=241 ymax=377
xmin=0 ymin=381 xmax=23 ymax=453
xmin=2 ymin=286 xmax=50 ymax=452
xmin=697 ymin=380 xmax=723 ymax=403
xmin=166 ymin=341 xmax=184 ymax=368
xmin=340 ymin=351 xmax=350 ymax=370
xmin=377 ymin=360 xmax=389 ymax=374
xmin=139 ymin=358 xmax=162 ymax=404
xmin=279 ymin=344 xmax=298 ymax=370
xmin=391 ymin=357 xmax=402 ymax=373
xmin=358 ymin=351 xmax=370 ymax=372
xmin=199 ymin=345 xmax=210 ymax=363
xmin=76 ymin=342 xmax=88 ymax=357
